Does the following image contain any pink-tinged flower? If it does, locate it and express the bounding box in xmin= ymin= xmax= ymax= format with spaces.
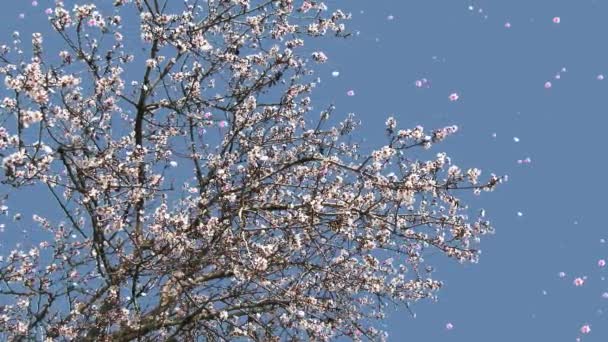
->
xmin=544 ymin=81 xmax=552 ymax=89
xmin=300 ymin=1 xmax=313 ymax=13
xmin=45 ymin=8 xmax=53 ymax=15
xmin=504 ymin=22 xmax=511 ymax=28
xmin=573 ymin=277 xmax=584 ymax=286
xmin=598 ymin=259 xmax=606 ymax=267
xmin=445 ymin=322 xmax=454 ymax=330
xmin=415 ymin=80 xmax=423 ymax=88
xmin=218 ymin=121 xmax=227 ymax=128
xmin=597 ymin=74 xmax=604 ymax=81
xmin=580 ymin=324 xmax=591 ymax=334
xmin=448 ymin=93 xmax=459 ymax=101
xmin=346 ymin=90 xmax=355 ymax=96
xmin=553 ymin=17 xmax=561 ymax=24
xmin=145 ymin=59 xmax=157 ymax=68
xmin=311 ymin=51 xmax=328 ymax=63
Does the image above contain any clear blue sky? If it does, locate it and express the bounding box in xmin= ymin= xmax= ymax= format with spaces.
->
xmin=2 ymin=1 xmax=608 ymax=341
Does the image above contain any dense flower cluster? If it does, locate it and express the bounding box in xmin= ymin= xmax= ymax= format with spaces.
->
xmin=0 ymin=1 xmax=501 ymax=341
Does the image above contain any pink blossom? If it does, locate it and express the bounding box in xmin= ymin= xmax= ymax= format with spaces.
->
xmin=311 ymin=51 xmax=328 ymax=63
xmin=598 ymin=259 xmax=606 ymax=267
xmin=445 ymin=322 xmax=454 ymax=330
xmin=544 ymin=81 xmax=552 ymax=89
xmin=580 ymin=324 xmax=591 ymax=334
xmin=553 ymin=17 xmax=561 ymax=24
xmin=448 ymin=93 xmax=459 ymax=101
xmin=299 ymin=1 xmax=313 ymax=13
xmin=346 ymin=90 xmax=355 ymax=96
xmin=573 ymin=277 xmax=584 ymax=286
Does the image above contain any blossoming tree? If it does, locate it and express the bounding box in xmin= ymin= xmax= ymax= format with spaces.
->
xmin=0 ymin=0 xmax=502 ymax=340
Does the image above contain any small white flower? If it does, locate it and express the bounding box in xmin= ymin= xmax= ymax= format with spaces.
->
xmin=145 ymin=59 xmax=157 ymax=68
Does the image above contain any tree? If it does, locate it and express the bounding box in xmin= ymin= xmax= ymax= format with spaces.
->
xmin=0 ymin=1 xmax=502 ymax=340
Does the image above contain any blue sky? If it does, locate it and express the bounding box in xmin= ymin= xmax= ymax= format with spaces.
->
xmin=2 ymin=0 xmax=608 ymax=341
xmin=324 ymin=1 xmax=608 ymax=341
